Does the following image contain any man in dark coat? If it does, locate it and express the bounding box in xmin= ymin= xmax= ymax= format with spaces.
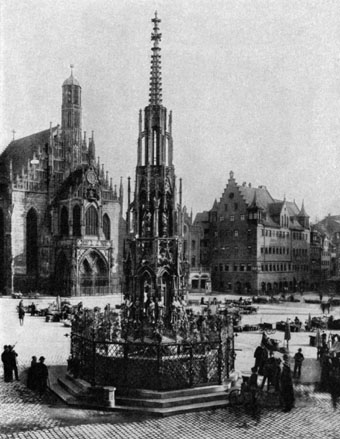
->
xmin=261 ymin=350 xmax=277 ymax=390
xmin=254 ymin=344 xmax=268 ymax=375
xmin=27 ymin=356 xmax=38 ymax=390
xmin=293 ymin=348 xmax=304 ymax=378
xmin=36 ymin=356 xmax=49 ymax=396
xmin=8 ymin=345 xmax=19 ymax=381
xmin=1 ymin=345 xmax=12 ymax=382
xmin=18 ymin=306 xmax=25 ymax=326
xmin=280 ymin=354 xmax=295 ymax=412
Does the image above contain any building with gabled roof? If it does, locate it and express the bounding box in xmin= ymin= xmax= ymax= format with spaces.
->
xmin=0 ymin=68 xmax=124 ymax=296
xmin=194 ymin=171 xmax=310 ymax=295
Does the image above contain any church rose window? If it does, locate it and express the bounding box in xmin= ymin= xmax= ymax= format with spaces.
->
xmin=86 ymin=205 xmax=98 ymax=235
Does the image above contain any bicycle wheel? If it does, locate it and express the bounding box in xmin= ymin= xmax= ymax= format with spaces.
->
xmin=229 ymin=389 xmax=244 ymax=406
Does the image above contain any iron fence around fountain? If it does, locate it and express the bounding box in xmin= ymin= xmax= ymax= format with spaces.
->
xmin=70 ymin=332 xmax=231 ymax=390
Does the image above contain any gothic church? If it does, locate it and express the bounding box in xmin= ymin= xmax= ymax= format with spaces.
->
xmin=0 ymin=69 xmax=124 ymax=296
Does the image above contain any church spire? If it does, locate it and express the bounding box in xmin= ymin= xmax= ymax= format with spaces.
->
xmin=149 ymin=11 xmax=162 ymax=105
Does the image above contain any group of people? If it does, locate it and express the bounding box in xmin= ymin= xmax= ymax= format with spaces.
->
xmin=27 ymin=356 xmax=49 ymax=396
xmin=2 ymin=345 xmax=49 ymax=397
xmin=1 ymin=345 xmax=19 ymax=382
xmin=252 ymin=343 xmax=305 ymax=412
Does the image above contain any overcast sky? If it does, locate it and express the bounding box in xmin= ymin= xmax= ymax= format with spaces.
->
xmin=1 ymin=0 xmax=339 ymax=222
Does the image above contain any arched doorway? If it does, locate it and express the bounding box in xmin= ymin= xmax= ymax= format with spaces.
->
xmin=235 ymin=281 xmax=241 ymax=294
xmin=79 ymin=250 xmax=109 ymax=295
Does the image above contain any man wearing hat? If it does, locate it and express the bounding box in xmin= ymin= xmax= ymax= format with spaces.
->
xmin=293 ymin=348 xmax=304 ymax=378
xmin=280 ymin=354 xmax=295 ymax=412
xmin=36 ymin=356 xmax=48 ymax=397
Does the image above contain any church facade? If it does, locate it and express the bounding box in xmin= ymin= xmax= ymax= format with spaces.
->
xmin=0 ymin=69 xmax=124 ymax=296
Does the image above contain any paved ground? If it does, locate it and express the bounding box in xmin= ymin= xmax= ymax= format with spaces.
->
xmin=1 ymin=294 xmax=340 ymax=438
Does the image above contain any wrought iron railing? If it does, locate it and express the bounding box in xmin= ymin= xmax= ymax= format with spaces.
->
xmin=69 ymin=333 xmax=234 ymax=391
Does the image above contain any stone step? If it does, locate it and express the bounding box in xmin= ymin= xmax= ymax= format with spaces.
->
xmin=58 ymin=376 xmax=89 ymax=400
xmin=65 ymin=373 xmax=92 ymax=392
xmin=114 ymin=399 xmax=229 ymax=417
xmin=116 ymin=390 xmax=228 ymax=408
xmin=49 ymin=380 xmax=79 ymax=405
xmin=116 ymin=384 xmax=227 ymax=400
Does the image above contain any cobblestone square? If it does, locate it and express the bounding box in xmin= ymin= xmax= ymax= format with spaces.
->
xmin=1 ymin=296 xmax=340 ymax=438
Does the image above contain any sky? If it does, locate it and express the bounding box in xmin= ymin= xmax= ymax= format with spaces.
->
xmin=1 ymin=0 xmax=339 ymax=222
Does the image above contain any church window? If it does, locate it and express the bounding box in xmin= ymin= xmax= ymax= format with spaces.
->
xmin=60 ymin=206 xmax=69 ymax=236
xmin=234 ymin=202 xmax=238 ymax=210
xmin=73 ymin=205 xmax=81 ymax=237
xmin=26 ymin=208 xmax=38 ymax=274
xmin=234 ymin=230 xmax=238 ymax=237
xmin=67 ymin=112 xmax=72 ymax=128
xmin=224 ymin=204 xmax=228 ymax=211
xmin=241 ymin=214 xmax=245 ymax=221
xmin=103 ymin=213 xmax=111 ymax=240
xmin=191 ymin=257 xmax=196 ymax=267
xmin=86 ymin=205 xmax=98 ymax=235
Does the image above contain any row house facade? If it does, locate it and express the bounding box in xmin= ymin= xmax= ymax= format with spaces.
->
xmin=312 ymin=215 xmax=340 ymax=293
xmin=194 ymin=171 xmax=310 ymax=295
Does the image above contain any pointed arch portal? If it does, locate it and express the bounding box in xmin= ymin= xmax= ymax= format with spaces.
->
xmin=79 ymin=250 xmax=109 ymax=295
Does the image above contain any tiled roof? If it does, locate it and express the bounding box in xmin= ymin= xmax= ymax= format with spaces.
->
xmin=0 ymin=127 xmax=58 ymax=178
xmin=316 ymin=216 xmax=340 ymax=236
xmin=268 ymin=201 xmax=284 ymax=217
xmin=194 ymin=211 xmax=209 ymax=224
xmin=238 ymin=186 xmax=275 ymax=210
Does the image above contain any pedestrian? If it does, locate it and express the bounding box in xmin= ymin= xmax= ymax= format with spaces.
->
xmin=18 ymin=305 xmax=25 ymax=326
xmin=261 ymin=351 xmax=276 ymax=390
xmin=248 ymin=366 xmax=259 ymax=418
xmin=1 ymin=345 xmax=13 ymax=382
xmin=36 ymin=356 xmax=49 ymax=397
xmin=27 ymin=356 xmax=38 ymax=390
xmin=8 ymin=345 xmax=19 ymax=381
xmin=254 ymin=343 xmax=268 ymax=375
xmin=30 ymin=302 xmax=36 ymax=316
xmin=293 ymin=348 xmax=304 ymax=378
xmin=280 ymin=354 xmax=295 ymax=412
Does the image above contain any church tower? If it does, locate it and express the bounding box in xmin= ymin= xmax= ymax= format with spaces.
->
xmin=125 ymin=13 xmax=186 ymax=316
xmin=61 ymin=65 xmax=82 ymax=171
